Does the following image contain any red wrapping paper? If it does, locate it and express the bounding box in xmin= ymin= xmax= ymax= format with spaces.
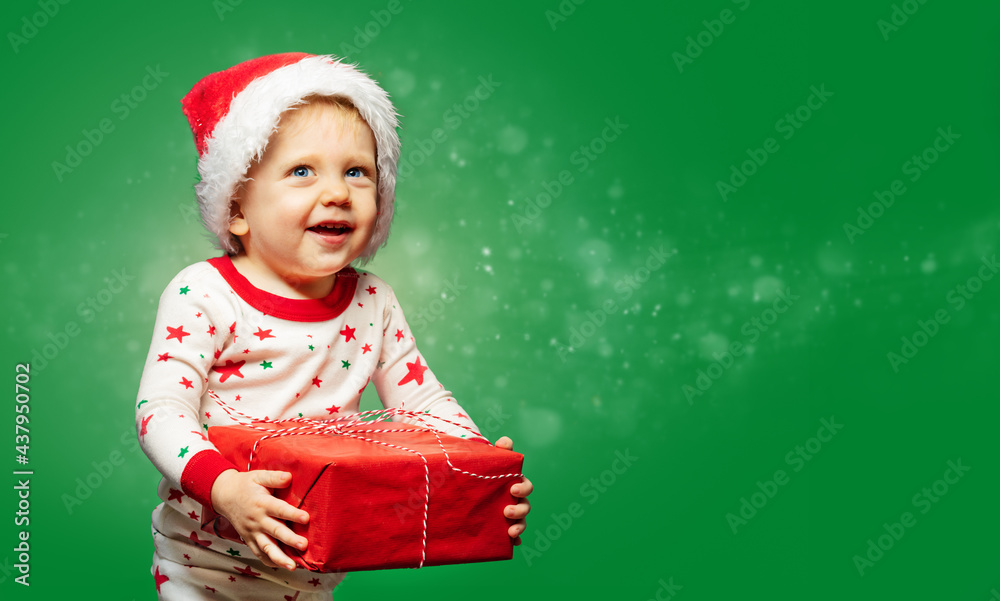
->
xmin=201 ymin=419 xmax=524 ymax=573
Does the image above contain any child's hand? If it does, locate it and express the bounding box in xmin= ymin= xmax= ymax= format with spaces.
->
xmin=494 ymin=436 xmax=533 ymax=545
xmin=209 ymin=469 xmax=310 ymax=570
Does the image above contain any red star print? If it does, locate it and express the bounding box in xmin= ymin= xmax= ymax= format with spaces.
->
xmin=154 ymin=566 xmax=169 ymax=592
xmin=312 ymin=377 xmax=322 ymax=388
xmin=212 ymin=359 xmax=246 ymax=383
xmin=285 ymin=592 xmax=300 ymax=601
xmin=188 ymin=511 xmax=199 ymax=520
xmin=180 ymin=377 xmax=194 ymax=389
xmin=229 ymin=322 xmax=237 ymax=334
xmin=309 ymin=578 xmax=321 ymax=586
xmin=157 ymin=352 xmax=172 ymax=362
xmin=184 ymin=554 xmax=190 ymax=560
xmin=457 ymin=412 xmax=469 ymax=419
xmin=366 ymin=285 xmax=377 ymax=295
xmin=206 ymin=585 xmax=218 ymax=593
xmin=362 ymin=343 xmax=372 ymax=354
xmin=235 ymin=395 xmax=241 ymax=401
xmin=340 ymin=325 xmax=356 ymax=342
xmin=242 ymin=348 xmax=250 ymax=354
xmin=358 ymin=302 xmax=364 ymax=307
xmin=189 ymin=531 xmax=212 ymax=547
xmin=395 ymin=329 xmax=404 ymax=342
xmin=195 ymin=312 xmax=202 ymax=318
xmin=167 ymin=488 xmax=184 ymax=503
xmin=398 ymin=357 xmax=429 ymax=386
xmin=253 ymin=327 xmax=275 ymax=341
xmin=166 ymin=325 xmax=190 ymax=343
xmin=207 ymin=325 xmax=216 ymax=336
xmin=228 ymin=576 xmax=236 ymax=582
xmin=140 ymin=414 xmax=153 ymax=439
xmin=234 ymin=565 xmax=261 ymax=577
xmin=214 ymin=349 xmax=222 ymax=359
xmin=326 ymin=404 xmax=341 ymax=414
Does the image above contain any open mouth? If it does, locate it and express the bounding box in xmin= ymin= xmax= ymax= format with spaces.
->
xmin=308 ymin=223 xmax=353 ymax=235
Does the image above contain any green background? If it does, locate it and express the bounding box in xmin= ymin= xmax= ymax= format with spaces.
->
xmin=2 ymin=0 xmax=999 ymax=599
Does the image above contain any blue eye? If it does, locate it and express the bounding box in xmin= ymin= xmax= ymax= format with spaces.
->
xmin=346 ymin=167 xmax=364 ymax=178
xmin=292 ymin=166 xmax=312 ymax=178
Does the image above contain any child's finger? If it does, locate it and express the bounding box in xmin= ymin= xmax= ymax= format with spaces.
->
xmin=494 ymin=436 xmax=513 ymax=450
xmin=256 ymin=534 xmax=297 ymax=571
xmin=508 ymin=520 xmax=527 ymax=539
xmin=263 ymin=495 xmax=310 ymax=526
xmin=505 ymin=501 xmax=530 ymax=520
xmin=263 ymin=515 xmax=309 ymax=552
xmin=242 ymin=536 xmax=279 ymax=569
xmin=511 ymin=477 xmax=533 ymax=498
xmin=250 ymin=470 xmax=293 ymax=489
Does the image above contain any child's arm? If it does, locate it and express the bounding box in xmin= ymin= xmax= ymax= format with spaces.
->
xmin=371 ymin=283 xmax=488 ymax=440
xmin=135 ymin=270 xmax=236 ymax=492
xmin=370 ymin=280 xmax=533 ymax=541
xmin=135 ymin=265 xmax=300 ymax=558
xmin=135 ymin=267 xmax=311 ymax=571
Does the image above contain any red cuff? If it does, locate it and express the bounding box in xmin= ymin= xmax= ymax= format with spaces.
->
xmin=180 ymin=449 xmax=239 ymax=511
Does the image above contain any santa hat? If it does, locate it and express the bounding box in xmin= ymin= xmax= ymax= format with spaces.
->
xmin=181 ymin=53 xmax=400 ymax=261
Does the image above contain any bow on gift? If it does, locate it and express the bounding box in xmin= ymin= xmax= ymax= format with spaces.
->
xmin=204 ymin=391 xmax=523 ymax=569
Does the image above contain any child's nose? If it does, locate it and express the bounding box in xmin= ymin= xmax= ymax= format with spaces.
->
xmin=318 ymin=176 xmax=350 ymax=206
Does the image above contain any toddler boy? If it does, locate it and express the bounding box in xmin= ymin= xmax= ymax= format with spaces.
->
xmin=135 ymin=53 xmax=531 ymax=600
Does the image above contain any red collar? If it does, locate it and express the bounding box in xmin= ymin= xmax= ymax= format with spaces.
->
xmin=207 ymin=256 xmax=358 ymax=322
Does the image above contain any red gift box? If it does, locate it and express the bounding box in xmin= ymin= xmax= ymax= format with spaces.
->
xmin=200 ymin=412 xmax=524 ymax=573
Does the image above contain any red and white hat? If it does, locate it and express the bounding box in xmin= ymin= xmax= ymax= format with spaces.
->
xmin=181 ymin=53 xmax=400 ymax=262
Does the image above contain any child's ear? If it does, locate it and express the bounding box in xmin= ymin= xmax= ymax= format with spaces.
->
xmin=228 ymin=199 xmax=249 ymax=237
